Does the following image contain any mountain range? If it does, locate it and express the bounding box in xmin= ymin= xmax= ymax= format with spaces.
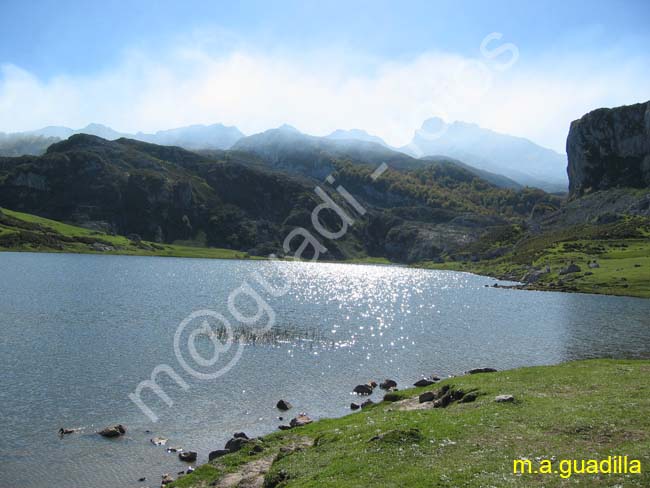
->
xmin=401 ymin=118 xmax=568 ymax=192
xmin=0 ymin=100 xmax=648 ymax=267
xmin=0 ymin=123 xmax=244 ymax=156
xmin=0 ymin=120 xmax=567 ymax=191
xmin=0 ymin=131 xmax=557 ymax=262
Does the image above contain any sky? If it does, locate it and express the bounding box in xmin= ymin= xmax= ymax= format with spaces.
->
xmin=0 ymin=0 xmax=649 ymax=152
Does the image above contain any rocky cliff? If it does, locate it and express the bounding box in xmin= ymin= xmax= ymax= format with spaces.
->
xmin=567 ymin=101 xmax=650 ymax=196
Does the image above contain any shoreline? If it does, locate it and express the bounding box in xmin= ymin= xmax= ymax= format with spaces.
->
xmin=167 ymin=358 xmax=650 ymax=487
xmin=2 ymin=246 xmax=648 ymax=300
xmin=417 ymin=255 xmax=650 ymax=300
xmin=2 ymin=207 xmax=647 ymax=300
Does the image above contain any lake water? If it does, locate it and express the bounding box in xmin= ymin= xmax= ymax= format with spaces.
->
xmin=1 ymin=252 xmax=649 ymax=488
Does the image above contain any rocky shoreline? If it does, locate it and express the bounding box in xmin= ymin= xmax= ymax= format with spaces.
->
xmin=54 ymin=367 xmax=506 ymax=487
xmin=84 ymin=367 xmax=507 ymax=487
xmin=50 ymin=359 xmax=650 ymax=487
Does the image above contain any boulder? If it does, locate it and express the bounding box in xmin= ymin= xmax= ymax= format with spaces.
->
xmin=495 ymin=394 xmax=515 ymax=403
xmin=353 ymin=384 xmax=373 ymax=395
xmin=589 ymin=261 xmax=600 ymax=268
xmin=150 ymin=436 xmax=167 ymax=446
xmin=559 ymin=263 xmax=581 ymax=275
xmin=161 ymin=474 xmax=174 ymax=485
xmin=360 ymin=399 xmax=374 ymax=409
xmin=179 ymin=451 xmax=197 ymax=462
xmin=98 ymin=424 xmax=126 ymax=438
xmin=350 ymin=402 xmax=360 ymax=410
xmin=433 ymin=391 xmax=453 ymax=408
xmin=418 ymin=391 xmax=436 ymax=403
xmin=289 ymin=414 xmax=313 ymax=428
xmin=466 ymin=368 xmax=497 ymax=375
xmin=91 ymin=242 xmax=115 ymax=252
xmin=276 ymin=399 xmax=292 ymax=411
xmin=382 ymin=392 xmax=401 ymax=402
xmin=278 ymin=425 xmax=292 ymax=430
xmin=413 ymin=378 xmax=434 ymax=387
xmin=379 ymin=379 xmax=397 ymax=390
xmin=522 ymin=268 xmax=547 ymax=283
xmin=450 ymin=389 xmax=465 ymax=401
xmin=233 ymin=432 xmax=249 ymax=439
xmin=208 ymin=450 xmax=230 ymax=461
xmin=225 ymin=437 xmax=251 ymax=452
xmin=459 ymin=392 xmax=479 ymax=403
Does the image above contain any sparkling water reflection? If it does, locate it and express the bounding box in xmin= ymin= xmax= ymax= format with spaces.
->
xmin=0 ymin=252 xmax=649 ymax=487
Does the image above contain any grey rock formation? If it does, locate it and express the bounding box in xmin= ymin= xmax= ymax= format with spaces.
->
xmin=567 ymin=101 xmax=650 ymax=196
xmin=559 ymin=263 xmax=581 ymax=275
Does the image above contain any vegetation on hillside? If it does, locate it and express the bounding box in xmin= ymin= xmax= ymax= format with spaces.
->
xmin=0 ymin=207 xmax=249 ymax=260
xmin=0 ymin=134 xmax=558 ymax=263
xmin=0 ymin=134 xmax=647 ymax=297
xmin=418 ymin=214 xmax=650 ymax=298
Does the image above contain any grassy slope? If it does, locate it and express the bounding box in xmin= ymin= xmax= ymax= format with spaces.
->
xmin=0 ymin=208 xmax=250 ymax=260
xmin=172 ymin=359 xmax=649 ymax=487
xmin=423 ymin=238 xmax=650 ymax=299
xmin=417 ymin=215 xmax=650 ymax=299
xmin=0 ymin=208 xmax=390 ymax=263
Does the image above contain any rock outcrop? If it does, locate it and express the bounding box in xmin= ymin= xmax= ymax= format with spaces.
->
xmin=567 ymin=101 xmax=650 ymax=196
xmin=98 ymin=424 xmax=126 ymax=438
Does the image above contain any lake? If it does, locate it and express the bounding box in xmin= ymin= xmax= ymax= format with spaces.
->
xmin=1 ymin=252 xmax=649 ymax=488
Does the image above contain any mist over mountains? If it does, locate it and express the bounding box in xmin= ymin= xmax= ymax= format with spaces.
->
xmin=402 ymin=118 xmax=568 ymax=192
xmin=1 ymin=101 xmax=647 ymax=264
xmin=0 ymin=132 xmax=557 ymax=262
xmin=0 ymin=123 xmax=244 ymax=155
xmin=0 ymin=119 xmax=568 ymax=191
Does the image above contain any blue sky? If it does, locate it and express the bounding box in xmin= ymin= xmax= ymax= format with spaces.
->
xmin=1 ymin=0 xmax=649 ymax=151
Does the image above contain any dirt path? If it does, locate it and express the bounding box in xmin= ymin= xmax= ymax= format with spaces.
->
xmin=211 ymin=437 xmax=314 ymax=488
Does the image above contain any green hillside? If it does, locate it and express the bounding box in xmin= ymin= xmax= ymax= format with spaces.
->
xmin=418 ymin=210 xmax=650 ymax=299
xmin=0 ymin=207 xmax=248 ymax=260
xmin=0 ymin=134 xmax=559 ymax=263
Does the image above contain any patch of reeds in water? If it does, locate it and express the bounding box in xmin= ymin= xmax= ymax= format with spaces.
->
xmin=197 ymin=324 xmax=341 ymax=349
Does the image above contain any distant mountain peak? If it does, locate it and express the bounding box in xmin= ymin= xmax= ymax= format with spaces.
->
xmin=45 ymin=133 xmax=114 ymax=154
xmin=82 ymin=123 xmax=113 ymax=131
xmin=420 ymin=117 xmax=447 ymax=133
xmin=275 ymin=124 xmax=301 ymax=133
xmin=325 ymin=129 xmax=387 ymax=146
xmin=405 ymin=117 xmax=568 ymax=192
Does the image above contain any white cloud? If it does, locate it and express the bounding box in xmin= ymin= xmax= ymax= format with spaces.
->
xmin=1 ymin=43 xmax=648 ymax=152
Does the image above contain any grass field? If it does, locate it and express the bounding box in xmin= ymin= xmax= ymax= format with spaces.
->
xmin=171 ymin=359 xmax=650 ymax=487
xmin=417 ymin=215 xmax=650 ymax=299
xmin=421 ymin=237 xmax=650 ymax=299
xmin=0 ymin=208 xmax=250 ymax=260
